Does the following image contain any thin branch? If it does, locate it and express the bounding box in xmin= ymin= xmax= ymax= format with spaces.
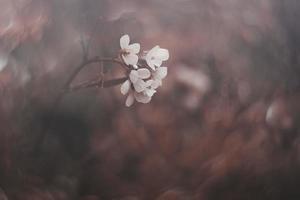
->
xmin=67 ymin=77 xmax=127 ymax=92
xmin=62 ymin=56 xmax=124 ymax=92
xmin=52 ymin=56 xmax=126 ymax=105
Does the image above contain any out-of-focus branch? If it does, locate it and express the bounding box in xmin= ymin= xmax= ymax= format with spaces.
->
xmin=62 ymin=56 xmax=125 ymax=92
xmin=53 ymin=56 xmax=127 ymax=105
xmin=67 ymin=77 xmax=127 ymax=92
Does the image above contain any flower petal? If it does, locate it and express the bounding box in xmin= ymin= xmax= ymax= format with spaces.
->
xmin=152 ymin=58 xmax=163 ymax=67
xmin=125 ymin=93 xmax=135 ymax=107
xmin=146 ymin=59 xmax=156 ymax=70
xmin=145 ymin=79 xmax=154 ymax=87
xmin=147 ymin=45 xmax=160 ymax=56
xmin=120 ymin=80 xmax=131 ymax=95
xmin=155 ymin=48 xmax=169 ymax=61
xmin=133 ymin=79 xmax=146 ymax=93
xmin=123 ymin=54 xmax=138 ymax=66
xmin=145 ymin=46 xmax=160 ymax=69
xmin=137 ymin=68 xmax=151 ymax=79
xmin=151 ymin=79 xmax=162 ymax=89
xmin=155 ymin=66 xmax=168 ymax=79
xmin=145 ymin=46 xmax=169 ymax=68
xmin=145 ymin=88 xmax=156 ymax=97
xmin=128 ymin=43 xmax=140 ymax=54
xmin=134 ymin=92 xmax=152 ymax=104
xmin=129 ymin=70 xmax=139 ymax=83
xmin=120 ymin=34 xmax=130 ymax=49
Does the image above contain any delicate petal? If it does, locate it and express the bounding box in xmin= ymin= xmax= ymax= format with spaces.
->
xmin=154 ymin=48 xmax=169 ymax=61
xmin=125 ymin=93 xmax=135 ymax=107
xmin=145 ymin=79 xmax=154 ymax=87
xmin=120 ymin=34 xmax=130 ymax=49
xmin=155 ymin=67 xmax=168 ymax=79
xmin=145 ymin=46 xmax=168 ymax=68
xmin=128 ymin=43 xmax=140 ymax=54
xmin=146 ymin=59 xmax=156 ymax=70
xmin=129 ymin=70 xmax=139 ymax=83
xmin=145 ymin=88 xmax=156 ymax=97
xmin=145 ymin=46 xmax=159 ymax=69
xmin=152 ymin=59 xmax=162 ymax=68
xmin=133 ymin=79 xmax=146 ymax=93
xmin=151 ymin=79 xmax=162 ymax=89
xmin=137 ymin=68 xmax=151 ymax=79
xmin=123 ymin=54 xmax=138 ymax=66
xmin=134 ymin=92 xmax=152 ymax=103
xmin=120 ymin=80 xmax=131 ymax=95
xmin=145 ymin=46 xmax=158 ymax=60
xmin=147 ymin=45 xmax=160 ymax=56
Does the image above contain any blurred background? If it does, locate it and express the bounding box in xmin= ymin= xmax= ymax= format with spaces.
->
xmin=1 ymin=0 xmax=300 ymax=199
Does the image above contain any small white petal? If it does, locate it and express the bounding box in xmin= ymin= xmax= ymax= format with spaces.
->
xmin=128 ymin=43 xmax=140 ymax=54
xmin=155 ymin=67 xmax=168 ymax=79
xmin=145 ymin=46 xmax=159 ymax=69
xmin=120 ymin=34 xmax=130 ymax=49
xmin=129 ymin=70 xmax=139 ymax=83
xmin=120 ymin=80 xmax=131 ymax=95
xmin=155 ymin=48 xmax=169 ymax=61
xmin=134 ymin=92 xmax=152 ymax=104
xmin=145 ymin=79 xmax=154 ymax=87
xmin=152 ymin=58 xmax=163 ymax=68
xmin=133 ymin=79 xmax=146 ymax=93
xmin=125 ymin=93 xmax=135 ymax=107
xmin=147 ymin=46 xmax=160 ymax=55
xmin=137 ymin=68 xmax=151 ymax=79
xmin=123 ymin=54 xmax=138 ymax=66
xmin=146 ymin=59 xmax=156 ymax=70
xmin=151 ymin=79 xmax=162 ymax=89
xmin=145 ymin=88 xmax=156 ymax=97
xmin=145 ymin=46 xmax=169 ymax=68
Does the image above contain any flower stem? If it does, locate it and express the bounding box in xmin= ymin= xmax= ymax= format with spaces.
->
xmin=54 ymin=56 xmax=126 ymax=105
xmin=67 ymin=77 xmax=127 ymax=92
xmin=63 ymin=56 xmax=124 ymax=91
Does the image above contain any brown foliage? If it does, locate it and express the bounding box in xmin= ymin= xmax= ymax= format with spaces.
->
xmin=0 ymin=0 xmax=300 ymax=199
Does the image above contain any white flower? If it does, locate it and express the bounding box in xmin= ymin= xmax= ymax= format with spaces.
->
xmin=142 ymin=80 xmax=157 ymax=97
xmin=151 ymin=66 xmax=168 ymax=89
xmin=118 ymin=37 xmax=169 ymax=107
xmin=120 ymin=65 xmax=169 ymax=107
xmin=134 ymin=91 xmax=152 ymax=104
xmin=120 ymin=68 xmax=153 ymax=107
xmin=129 ymin=68 xmax=151 ymax=92
xmin=133 ymin=80 xmax=156 ymax=105
xmin=120 ymin=80 xmax=135 ymax=107
xmin=120 ymin=82 xmax=153 ymax=107
xmin=145 ymin=45 xmax=169 ymax=70
xmin=120 ymin=34 xmax=140 ymax=66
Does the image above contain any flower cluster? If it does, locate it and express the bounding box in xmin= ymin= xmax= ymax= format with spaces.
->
xmin=119 ymin=34 xmax=169 ymax=107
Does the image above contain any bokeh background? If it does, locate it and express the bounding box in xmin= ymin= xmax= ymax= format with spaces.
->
xmin=1 ymin=0 xmax=300 ymax=199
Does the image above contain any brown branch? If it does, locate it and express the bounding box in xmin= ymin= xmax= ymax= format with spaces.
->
xmin=67 ymin=77 xmax=128 ymax=92
xmin=62 ymin=56 xmax=125 ymax=91
xmin=53 ymin=57 xmax=126 ymax=105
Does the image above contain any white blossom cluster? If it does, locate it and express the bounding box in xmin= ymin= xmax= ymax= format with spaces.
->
xmin=119 ymin=34 xmax=169 ymax=107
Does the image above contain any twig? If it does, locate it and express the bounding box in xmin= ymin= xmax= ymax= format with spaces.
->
xmin=67 ymin=77 xmax=127 ymax=92
xmin=62 ymin=56 xmax=124 ymax=92
xmin=53 ymin=56 xmax=126 ymax=105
